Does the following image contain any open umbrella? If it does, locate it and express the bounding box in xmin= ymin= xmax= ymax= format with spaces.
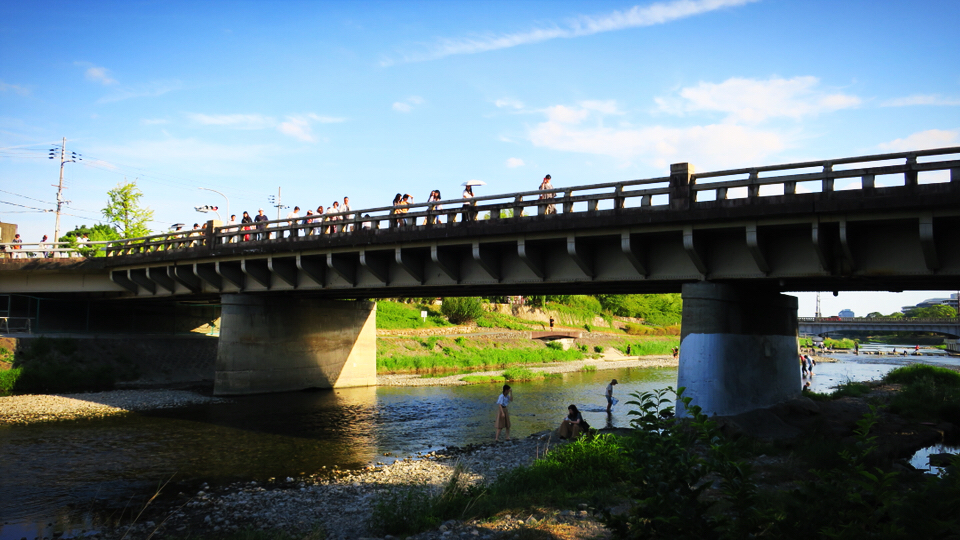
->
xmin=461 ymin=179 xmax=487 ymax=187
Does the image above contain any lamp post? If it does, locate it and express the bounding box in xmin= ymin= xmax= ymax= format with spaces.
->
xmin=198 ymin=187 xmax=229 ymax=219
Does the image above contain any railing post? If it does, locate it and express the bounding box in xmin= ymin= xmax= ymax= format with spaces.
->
xmin=563 ymin=190 xmax=574 ymax=214
xmin=614 ymin=185 xmax=625 ymax=210
xmin=513 ymin=195 xmax=524 ymax=219
xmin=747 ymin=169 xmax=760 ymax=198
xmin=669 ymin=163 xmax=694 ymax=210
xmin=204 ymin=220 xmax=221 ymax=250
xmin=905 ymin=154 xmax=918 ymax=187
xmin=822 ymin=162 xmax=834 ymax=193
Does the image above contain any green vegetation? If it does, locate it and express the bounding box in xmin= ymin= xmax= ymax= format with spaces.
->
xmin=377 ymin=342 xmax=585 ymax=373
xmin=459 ymin=374 xmax=505 ymax=384
xmin=58 ymin=223 xmax=120 ymax=257
xmin=884 ymin=364 xmax=960 ymax=424
xmin=377 ymin=301 xmax=451 ymax=330
xmin=597 ymin=293 xmax=683 ymax=326
xmin=502 ymin=366 xmax=560 ymax=381
xmin=623 ymin=322 xmax=681 ymax=336
xmin=475 ymin=311 xmax=538 ymax=331
xmin=580 ymin=364 xmax=597 ymax=372
xmin=102 ymin=180 xmax=154 ymax=239
xmin=2 ymin=337 xmax=139 ymax=395
xmin=799 ymin=336 xmax=857 ymax=349
xmin=904 ymin=304 xmax=958 ymax=318
xmin=614 ymin=338 xmax=679 ymax=356
xmin=440 ymin=297 xmax=484 ymax=324
xmin=371 ymin=381 xmax=960 ymax=538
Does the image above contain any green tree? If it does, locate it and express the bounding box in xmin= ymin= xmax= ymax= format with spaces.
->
xmin=905 ymin=305 xmax=958 ymax=318
xmin=102 ymin=180 xmax=154 ymax=239
xmin=59 ymin=224 xmax=120 ymax=257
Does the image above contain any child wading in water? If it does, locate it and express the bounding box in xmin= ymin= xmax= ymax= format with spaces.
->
xmin=495 ymin=384 xmax=513 ymax=442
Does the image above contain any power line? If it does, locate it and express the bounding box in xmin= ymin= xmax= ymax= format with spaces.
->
xmin=0 ymin=189 xmax=55 ymax=205
xmin=0 ymin=200 xmax=52 ymax=212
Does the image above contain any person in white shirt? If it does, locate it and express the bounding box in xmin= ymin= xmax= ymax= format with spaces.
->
xmin=539 ymin=174 xmax=556 ymax=215
xmin=342 ymin=196 xmax=353 ymax=232
xmin=286 ymin=206 xmax=301 ymax=238
xmin=495 ymin=384 xmax=513 ymax=442
xmin=226 ymin=215 xmax=239 ymax=243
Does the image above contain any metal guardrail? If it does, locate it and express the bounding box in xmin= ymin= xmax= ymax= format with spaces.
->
xmin=97 ymin=146 xmax=960 ymax=257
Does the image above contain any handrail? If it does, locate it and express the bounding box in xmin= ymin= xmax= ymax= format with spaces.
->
xmin=798 ymin=317 xmax=959 ymax=323
xmin=100 ymin=146 xmax=960 ymax=258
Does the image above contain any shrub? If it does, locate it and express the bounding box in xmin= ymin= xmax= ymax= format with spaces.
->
xmin=546 ymin=341 xmax=564 ymax=351
xmin=440 ymin=297 xmax=485 ymax=324
xmin=594 ymin=345 xmax=604 ymax=353
xmin=0 ymin=367 xmax=21 ymax=396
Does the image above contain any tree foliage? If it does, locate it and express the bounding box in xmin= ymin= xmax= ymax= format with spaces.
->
xmin=904 ymin=305 xmax=958 ymax=318
xmin=102 ymin=180 xmax=154 ymax=239
xmin=597 ymin=294 xmax=683 ymax=325
xmin=440 ymin=297 xmax=484 ymax=324
xmin=58 ymin=224 xmax=120 ymax=257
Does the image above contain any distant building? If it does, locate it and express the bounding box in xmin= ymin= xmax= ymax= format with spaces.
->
xmin=901 ymin=293 xmax=959 ymax=313
xmin=839 ymin=309 xmax=855 ymax=318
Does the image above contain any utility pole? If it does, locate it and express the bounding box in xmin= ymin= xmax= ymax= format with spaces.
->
xmin=815 ymin=292 xmax=822 ymax=319
xmin=49 ymin=137 xmax=80 ymax=241
xmin=268 ymin=187 xmax=287 ymax=220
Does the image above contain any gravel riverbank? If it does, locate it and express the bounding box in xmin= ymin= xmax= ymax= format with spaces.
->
xmin=100 ymin=431 xmax=609 ymax=540
xmin=0 ymin=389 xmax=227 ymax=426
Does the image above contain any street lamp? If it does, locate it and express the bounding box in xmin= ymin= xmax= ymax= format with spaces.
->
xmin=198 ymin=187 xmax=229 ymax=219
xmin=195 ymin=205 xmax=222 ymax=222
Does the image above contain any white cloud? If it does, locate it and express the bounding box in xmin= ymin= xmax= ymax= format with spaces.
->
xmin=881 ymin=94 xmax=960 ymax=107
xmin=528 ymin=101 xmax=786 ymax=169
xmin=278 ymin=116 xmax=317 ymax=142
xmin=878 ymin=129 xmax=959 ymax=152
xmin=506 ymin=157 xmax=525 ymax=168
xmin=495 ymin=98 xmax=525 ymax=109
xmin=393 ymin=96 xmax=424 ymax=113
xmin=384 ymin=0 xmax=758 ymax=64
xmin=656 ymin=76 xmax=861 ymax=123
xmin=0 ymin=80 xmax=29 ymax=96
xmin=184 ymin=112 xmax=344 ymax=142
xmin=83 ymin=65 xmax=117 ymax=85
xmin=188 ymin=113 xmax=276 ymax=130
xmin=97 ymin=80 xmax=183 ymax=103
xmin=141 ymin=118 xmax=169 ymax=125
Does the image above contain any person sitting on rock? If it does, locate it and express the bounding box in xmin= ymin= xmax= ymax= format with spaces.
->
xmin=558 ymin=404 xmax=589 ymax=440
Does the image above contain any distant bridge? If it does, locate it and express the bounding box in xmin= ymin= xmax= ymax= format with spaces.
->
xmin=799 ymin=317 xmax=960 ymax=338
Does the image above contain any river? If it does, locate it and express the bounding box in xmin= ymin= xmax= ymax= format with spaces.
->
xmin=1 ymin=351 xmax=957 ymax=539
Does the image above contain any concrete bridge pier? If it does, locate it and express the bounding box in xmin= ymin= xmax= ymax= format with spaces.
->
xmin=215 ymin=294 xmax=377 ymax=395
xmin=677 ymin=282 xmax=800 ymax=417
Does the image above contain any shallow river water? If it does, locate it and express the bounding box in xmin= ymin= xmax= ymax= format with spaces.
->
xmin=1 ymin=352 xmax=957 ymax=539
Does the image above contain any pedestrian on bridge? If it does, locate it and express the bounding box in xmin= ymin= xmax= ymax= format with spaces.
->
xmin=240 ymin=211 xmax=253 ymax=241
xmin=539 ymin=174 xmax=556 ymax=215
xmin=286 ymin=206 xmax=301 ymax=238
xmin=342 ymin=197 xmax=353 ymax=232
xmin=495 ymin=384 xmax=513 ymax=442
xmin=255 ymin=209 xmax=269 ymax=240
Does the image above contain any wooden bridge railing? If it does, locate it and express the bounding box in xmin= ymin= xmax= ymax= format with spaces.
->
xmin=102 ymin=146 xmax=960 ymax=257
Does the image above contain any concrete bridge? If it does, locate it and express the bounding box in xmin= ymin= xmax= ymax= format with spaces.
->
xmin=2 ymin=146 xmax=959 ymax=416
xmin=799 ymin=317 xmax=960 ymax=338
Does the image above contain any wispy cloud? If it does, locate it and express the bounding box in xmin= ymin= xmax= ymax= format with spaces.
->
xmin=188 ymin=113 xmax=276 ymax=130
xmin=0 ymin=80 xmax=30 ymax=96
xmin=878 ymin=129 xmax=959 ymax=152
xmin=393 ymin=96 xmax=425 ymax=113
xmin=97 ymin=80 xmax=183 ymax=103
xmin=881 ymin=94 xmax=960 ymax=107
xmin=495 ymin=98 xmax=525 ymax=110
xmin=80 ymin=65 xmax=118 ymax=85
xmin=656 ymin=76 xmax=861 ymax=123
xmin=506 ymin=157 xmax=525 ymax=168
xmin=187 ymin=112 xmax=346 ymax=142
xmin=383 ymin=0 xmax=758 ymax=65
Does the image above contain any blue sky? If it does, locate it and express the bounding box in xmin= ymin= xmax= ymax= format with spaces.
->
xmin=1 ymin=0 xmax=958 ymax=315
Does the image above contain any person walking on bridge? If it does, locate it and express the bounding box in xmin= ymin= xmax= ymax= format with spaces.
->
xmin=539 ymin=174 xmax=556 ymax=215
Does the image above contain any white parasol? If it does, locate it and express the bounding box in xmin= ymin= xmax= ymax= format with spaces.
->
xmin=461 ymin=179 xmax=487 ymax=187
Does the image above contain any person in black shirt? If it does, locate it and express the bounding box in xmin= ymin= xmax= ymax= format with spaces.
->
xmin=558 ymin=404 xmax=588 ymax=439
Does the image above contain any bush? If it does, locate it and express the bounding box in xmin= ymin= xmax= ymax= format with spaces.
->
xmin=0 ymin=367 xmax=21 ymax=396
xmin=594 ymin=345 xmax=604 ymax=353
xmin=441 ymin=297 xmax=484 ymax=324
xmin=546 ymin=341 xmax=564 ymax=351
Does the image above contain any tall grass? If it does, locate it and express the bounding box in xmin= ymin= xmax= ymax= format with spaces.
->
xmin=615 ymin=338 xmax=679 ymax=356
xmin=884 ymin=364 xmax=960 ymax=423
xmin=0 ymin=367 xmax=21 ymax=396
xmin=377 ymin=345 xmax=585 ymax=373
xmin=377 ymin=301 xmax=451 ymax=330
